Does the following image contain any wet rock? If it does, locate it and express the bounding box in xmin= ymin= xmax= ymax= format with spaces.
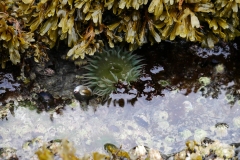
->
xmin=33 ymin=50 xmax=84 ymax=100
xmin=34 ymin=64 xmax=55 ymax=77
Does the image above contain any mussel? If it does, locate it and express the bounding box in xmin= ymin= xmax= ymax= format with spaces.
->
xmin=38 ymin=91 xmax=54 ymax=110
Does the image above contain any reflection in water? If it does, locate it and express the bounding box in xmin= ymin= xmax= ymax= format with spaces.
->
xmin=1 ymin=40 xmax=240 ymax=158
xmin=131 ymin=40 xmax=240 ymax=106
xmin=0 ymin=72 xmax=20 ymax=99
xmin=1 ymin=89 xmax=240 ymax=158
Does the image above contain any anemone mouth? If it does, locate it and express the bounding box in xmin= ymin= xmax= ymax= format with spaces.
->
xmin=108 ymin=63 xmax=123 ymax=74
xmin=83 ymin=46 xmax=144 ymax=98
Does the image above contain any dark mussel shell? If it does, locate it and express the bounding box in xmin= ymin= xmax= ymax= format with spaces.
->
xmin=38 ymin=91 xmax=54 ymax=110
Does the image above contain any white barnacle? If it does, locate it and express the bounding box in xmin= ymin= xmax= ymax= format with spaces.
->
xmin=233 ymin=116 xmax=240 ymax=128
xmin=183 ymin=101 xmax=193 ymax=112
xmin=214 ymin=64 xmax=225 ymax=74
xmin=180 ymin=129 xmax=193 ymax=140
xmin=214 ymin=123 xmax=228 ymax=137
xmin=194 ymin=129 xmax=207 ymax=142
xmin=147 ymin=148 xmax=163 ymax=160
xmin=199 ymin=77 xmax=211 ymax=86
xmin=129 ymin=145 xmax=147 ymax=160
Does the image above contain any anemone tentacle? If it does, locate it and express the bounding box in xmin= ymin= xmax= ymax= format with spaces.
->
xmin=83 ymin=46 xmax=143 ymax=98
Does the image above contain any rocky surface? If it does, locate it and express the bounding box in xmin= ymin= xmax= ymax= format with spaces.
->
xmin=32 ymin=48 xmax=84 ymax=100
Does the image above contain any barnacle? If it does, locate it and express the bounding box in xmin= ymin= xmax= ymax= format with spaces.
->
xmin=0 ymin=147 xmax=18 ymax=159
xmin=147 ymin=148 xmax=163 ymax=160
xmin=214 ymin=64 xmax=225 ymax=74
xmin=214 ymin=123 xmax=228 ymax=137
xmin=194 ymin=129 xmax=208 ymax=142
xmin=180 ymin=129 xmax=192 ymax=140
xmin=233 ymin=116 xmax=240 ymax=128
xmin=128 ymin=145 xmax=148 ymax=160
xmin=199 ymin=77 xmax=211 ymax=86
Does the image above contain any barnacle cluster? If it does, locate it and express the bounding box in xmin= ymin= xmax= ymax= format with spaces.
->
xmin=33 ymin=139 xmax=239 ymax=160
xmin=0 ymin=102 xmax=13 ymax=119
xmin=35 ymin=140 xmax=163 ymax=160
xmin=1 ymin=0 xmax=240 ymax=68
xmin=35 ymin=139 xmax=80 ymax=160
xmin=104 ymin=143 xmax=163 ymax=160
xmin=0 ymin=147 xmax=18 ymax=159
xmin=174 ymin=138 xmax=236 ymax=160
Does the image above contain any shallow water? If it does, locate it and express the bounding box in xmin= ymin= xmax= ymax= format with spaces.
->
xmin=0 ymin=72 xmax=20 ymax=95
xmin=1 ymin=41 xmax=240 ymax=159
xmin=1 ymin=87 xmax=240 ymax=158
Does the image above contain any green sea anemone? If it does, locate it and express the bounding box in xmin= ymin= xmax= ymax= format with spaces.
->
xmin=83 ymin=46 xmax=143 ymax=98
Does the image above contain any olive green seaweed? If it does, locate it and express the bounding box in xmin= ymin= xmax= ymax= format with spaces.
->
xmin=1 ymin=0 xmax=240 ymax=68
xmin=33 ymin=139 xmax=238 ymax=160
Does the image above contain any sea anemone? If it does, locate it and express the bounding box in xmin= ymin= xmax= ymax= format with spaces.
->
xmin=83 ymin=46 xmax=143 ymax=98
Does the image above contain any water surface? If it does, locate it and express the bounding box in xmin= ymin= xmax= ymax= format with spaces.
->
xmin=1 ymin=40 xmax=240 ymax=159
